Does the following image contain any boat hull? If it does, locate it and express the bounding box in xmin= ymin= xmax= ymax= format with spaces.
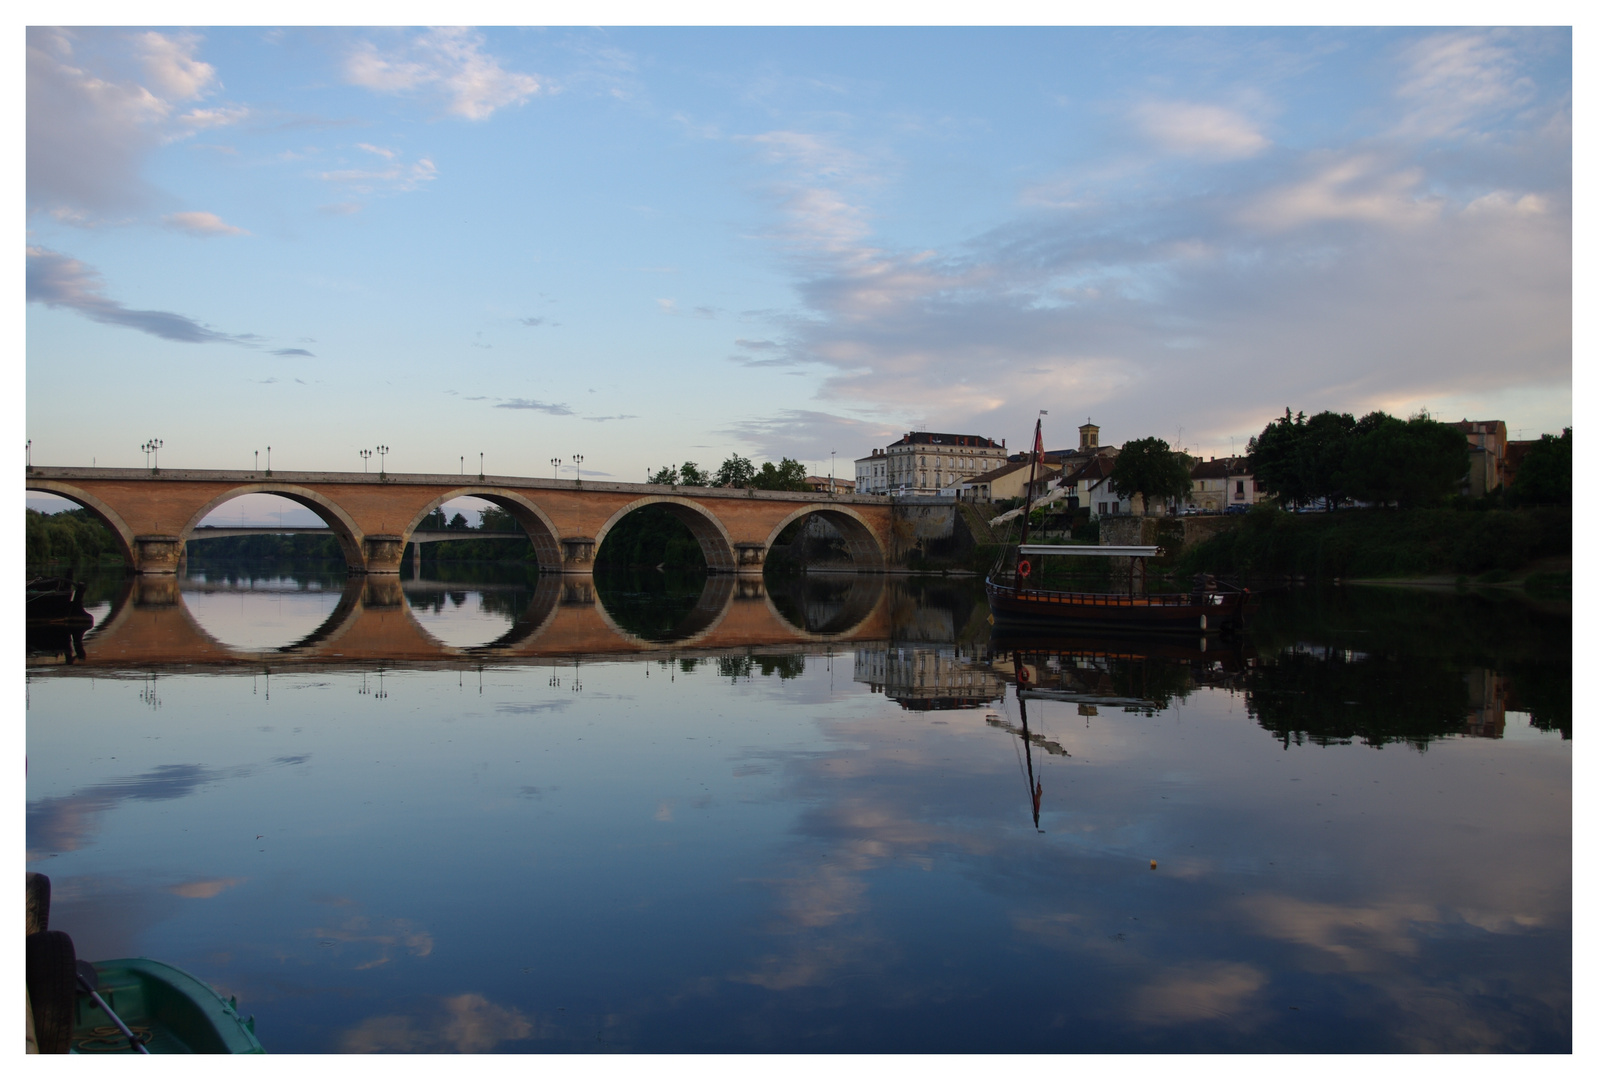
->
xmin=70 ymin=958 xmax=264 ymax=1054
xmin=986 ymin=578 xmax=1247 ymax=633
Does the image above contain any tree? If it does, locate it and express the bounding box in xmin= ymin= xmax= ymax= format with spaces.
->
xmin=1509 ymin=428 xmax=1571 ymax=506
xmin=648 ymin=465 xmax=680 ymax=485
xmin=1298 ymin=410 xmax=1357 ymax=508
xmin=1109 ymin=437 xmax=1192 ymax=511
xmin=1248 ymin=409 xmax=1309 ymax=508
xmin=753 ymin=458 xmax=810 ymax=491
xmin=447 ymin=512 xmax=470 ymax=531
xmin=714 ymin=454 xmax=756 ymax=488
xmin=478 ymin=505 xmax=519 ymax=532
xmin=1342 ymin=411 xmax=1468 ymax=508
xmin=679 ymin=461 xmax=709 ymax=486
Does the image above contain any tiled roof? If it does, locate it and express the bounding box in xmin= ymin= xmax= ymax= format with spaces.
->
xmin=889 ymin=431 xmax=1001 ymax=448
xmin=1189 ymin=457 xmax=1252 ymax=480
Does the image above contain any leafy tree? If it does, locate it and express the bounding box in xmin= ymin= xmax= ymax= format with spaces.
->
xmin=753 ymin=458 xmax=810 ymax=491
xmin=679 ymin=461 xmax=709 ymax=486
xmin=648 ymin=465 xmax=680 ymax=485
xmin=478 ymin=505 xmax=520 ymax=532
xmin=447 ymin=512 xmax=470 ymax=531
xmin=715 ymin=454 xmax=756 ymax=488
xmin=1510 ymin=428 xmax=1572 ymax=506
xmin=1342 ymin=411 xmax=1468 ymax=508
xmin=1108 ymin=437 xmax=1192 ymax=511
xmin=1298 ymin=411 xmax=1356 ymax=508
xmin=420 ymin=508 xmax=448 ymax=530
xmin=1248 ymin=409 xmax=1309 ymax=508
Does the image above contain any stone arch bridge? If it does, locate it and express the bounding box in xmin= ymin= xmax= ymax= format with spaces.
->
xmin=26 ymin=467 xmax=900 ymax=575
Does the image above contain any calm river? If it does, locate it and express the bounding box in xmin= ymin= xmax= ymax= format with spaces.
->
xmin=25 ymin=564 xmax=1571 ymax=1052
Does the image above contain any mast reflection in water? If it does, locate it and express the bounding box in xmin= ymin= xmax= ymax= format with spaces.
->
xmin=25 ymin=567 xmax=1570 ymax=1052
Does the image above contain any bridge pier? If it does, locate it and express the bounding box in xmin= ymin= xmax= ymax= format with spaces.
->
xmin=561 ymin=536 xmax=596 ymax=573
xmin=362 ymin=534 xmax=406 ymax=575
xmin=734 ymin=542 xmax=767 ymax=575
xmin=134 ymin=535 xmax=184 ymax=575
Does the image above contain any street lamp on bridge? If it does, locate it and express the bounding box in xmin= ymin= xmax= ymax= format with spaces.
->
xmin=141 ymin=438 xmax=164 ymax=473
xmin=478 ymin=452 xmax=484 ymax=481
xmin=572 ymin=454 xmax=583 ymax=485
xmin=550 ymin=457 xmax=561 ymax=479
xmin=377 ymin=445 xmax=389 ymax=478
xmin=359 ymin=449 xmax=372 ymax=472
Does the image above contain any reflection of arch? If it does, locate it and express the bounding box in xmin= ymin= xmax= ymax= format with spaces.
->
xmin=594 ymin=573 xmax=738 ymax=648
xmin=401 ymin=488 xmax=563 ymax=571
xmin=466 ymin=575 xmax=566 ymax=653
xmin=277 ymin=578 xmax=367 ymax=653
xmin=765 ymin=573 xmax=886 ymax=637
xmin=594 ymin=496 xmax=738 ymax=572
xmin=26 ymin=481 xmax=138 ymax=565
xmin=762 ymin=505 xmax=886 ymax=569
xmin=179 ymin=484 xmax=366 ymax=569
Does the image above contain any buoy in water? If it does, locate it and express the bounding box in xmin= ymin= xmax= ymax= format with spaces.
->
xmin=1150 ymin=860 xmax=1157 ymax=870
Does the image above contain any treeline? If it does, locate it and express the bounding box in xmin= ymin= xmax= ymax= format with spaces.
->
xmin=26 ymin=509 xmax=121 ymax=567
xmin=1249 ymin=409 xmax=1572 ymax=509
xmin=1250 ymin=409 xmax=1468 ymax=509
xmin=648 ymin=454 xmax=810 ymax=491
xmin=1175 ymin=504 xmax=1571 ymax=580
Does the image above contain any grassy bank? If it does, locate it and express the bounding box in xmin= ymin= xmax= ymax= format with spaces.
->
xmin=1174 ymin=505 xmax=1570 ymax=581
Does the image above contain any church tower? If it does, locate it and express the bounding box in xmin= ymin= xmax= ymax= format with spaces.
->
xmin=1078 ymin=421 xmax=1100 ymax=452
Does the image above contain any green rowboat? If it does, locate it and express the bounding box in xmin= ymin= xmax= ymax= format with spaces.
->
xmin=70 ymin=957 xmax=265 ymax=1054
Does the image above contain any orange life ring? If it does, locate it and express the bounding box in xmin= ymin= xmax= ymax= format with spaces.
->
xmin=1017 ymin=559 xmax=1032 ymax=578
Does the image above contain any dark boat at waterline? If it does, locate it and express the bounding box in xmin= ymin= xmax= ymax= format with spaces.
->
xmin=985 ymin=569 xmax=1250 ymax=633
xmin=26 ymin=577 xmax=93 ymax=625
xmin=986 ymin=416 xmax=1249 ymax=634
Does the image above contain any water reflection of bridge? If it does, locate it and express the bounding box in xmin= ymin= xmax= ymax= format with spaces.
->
xmin=30 ymin=572 xmax=893 ymax=672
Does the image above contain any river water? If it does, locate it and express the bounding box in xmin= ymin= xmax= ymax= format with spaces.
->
xmin=25 ymin=563 xmax=1571 ymax=1053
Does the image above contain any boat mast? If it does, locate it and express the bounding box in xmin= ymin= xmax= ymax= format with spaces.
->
xmin=1015 ymin=414 xmax=1043 ymax=587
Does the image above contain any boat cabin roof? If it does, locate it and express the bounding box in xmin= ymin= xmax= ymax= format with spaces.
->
xmin=1018 ymin=544 xmax=1161 ymax=558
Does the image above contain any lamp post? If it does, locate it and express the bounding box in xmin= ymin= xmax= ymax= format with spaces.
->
xmin=830 ymin=449 xmax=836 ymax=495
xmin=141 ymin=438 xmax=164 ymax=473
xmin=460 ymin=456 xmax=464 ymax=475
xmin=550 ymin=457 xmax=561 ymax=480
xmin=266 ymin=446 xmax=272 ymax=476
xmin=377 ymin=445 xmax=389 ymax=479
xmin=572 ymin=454 xmax=583 ymax=485
xmin=26 ymin=439 xmax=31 ymax=471
xmin=478 ymin=452 xmax=484 ymax=481
xmin=360 ymin=449 xmax=372 ymax=472
xmin=254 ymin=450 xmax=259 ymax=473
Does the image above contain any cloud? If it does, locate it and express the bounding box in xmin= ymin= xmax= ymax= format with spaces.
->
xmin=167 ymin=877 xmax=245 ymax=899
xmin=519 ymin=316 xmax=544 ymax=326
xmin=28 ymin=245 xmax=260 ymax=345
xmin=1134 ymin=962 xmax=1269 ymax=1025
xmin=1239 ymin=154 xmax=1440 ymax=231
xmin=583 ymin=414 xmax=639 ymax=423
xmin=1134 ymin=101 xmax=1269 ymax=159
xmin=340 ymin=994 xmax=544 ymax=1053
xmin=271 ymin=347 xmax=315 ymax=357
xmin=28 ymin=755 xmax=308 ymax=859
xmin=26 ymin=28 xmax=236 ymax=220
xmin=495 ymin=399 xmax=574 ymax=415
xmin=161 ymin=210 xmax=248 ymax=236
xmin=319 ymin=154 xmax=438 ymax=194
xmin=1392 ymin=30 xmax=1537 ymax=141
xmin=344 ymin=28 xmax=541 ymax=121
xmin=726 ymin=35 xmax=1568 ymax=459
xmin=722 ymin=409 xmax=904 ymax=462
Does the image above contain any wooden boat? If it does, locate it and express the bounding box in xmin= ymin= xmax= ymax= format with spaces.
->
xmin=26 ymin=577 xmax=94 ymax=625
xmin=69 ymin=958 xmax=265 ymax=1054
xmin=27 ymin=872 xmax=264 ymax=1054
xmin=985 ymin=418 xmax=1249 ymax=634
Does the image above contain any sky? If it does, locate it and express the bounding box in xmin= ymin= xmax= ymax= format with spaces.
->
xmin=22 ymin=21 xmax=1574 ymax=519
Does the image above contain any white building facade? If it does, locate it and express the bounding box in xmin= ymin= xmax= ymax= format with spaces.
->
xmin=856 ymin=431 xmax=1007 ymax=496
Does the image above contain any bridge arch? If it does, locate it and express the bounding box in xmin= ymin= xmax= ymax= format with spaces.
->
xmin=763 ymin=505 xmax=887 ymax=570
xmin=594 ymin=495 xmax=738 ymax=573
xmin=400 ymin=488 xmax=563 ymax=571
xmin=26 ymin=480 xmax=139 ymax=566
xmin=180 ymin=484 xmax=366 ymax=570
